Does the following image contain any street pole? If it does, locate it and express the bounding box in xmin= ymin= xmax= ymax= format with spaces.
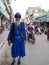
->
xmin=8 ymin=0 xmax=12 ymax=24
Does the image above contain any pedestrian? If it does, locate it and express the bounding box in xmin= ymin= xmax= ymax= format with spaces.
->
xmin=37 ymin=27 xmax=41 ymax=35
xmin=7 ymin=12 xmax=26 ymax=65
xmin=47 ymin=26 xmax=49 ymax=40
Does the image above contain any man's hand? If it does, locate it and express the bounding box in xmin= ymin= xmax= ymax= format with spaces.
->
xmin=24 ymin=40 xmax=26 ymax=45
xmin=8 ymin=41 xmax=11 ymax=46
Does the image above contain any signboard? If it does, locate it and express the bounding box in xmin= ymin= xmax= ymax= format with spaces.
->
xmin=0 ymin=0 xmax=2 ymax=6
xmin=0 ymin=1 xmax=10 ymax=20
xmin=47 ymin=15 xmax=49 ymax=22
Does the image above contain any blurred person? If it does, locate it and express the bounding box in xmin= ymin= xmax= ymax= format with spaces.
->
xmin=44 ymin=26 xmax=47 ymax=35
xmin=37 ymin=27 xmax=41 ymax=35
xmin=35 ymin=25 xmax=38 ymax=33
xmin=35 ymin=25 xmax=38 ymax=30
xmin=27 ymin=23 xmax=35 ymax=43
xmin=7 ymin=12 xmax=26 ymax=65
xmin=47 ymin=26 xmax=49 ymax=40
xmin=27 ymin=23 xmax=34 ymax=33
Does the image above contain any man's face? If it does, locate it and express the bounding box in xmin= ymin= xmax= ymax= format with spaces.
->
xmin=16 ymin=17 xmax=20 ymax=21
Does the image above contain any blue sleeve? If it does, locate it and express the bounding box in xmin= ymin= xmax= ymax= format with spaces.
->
xmin=21 ymin=22 xmax=26 ymax=40
xmin=7 ymin=24 xmax=12 ymax=41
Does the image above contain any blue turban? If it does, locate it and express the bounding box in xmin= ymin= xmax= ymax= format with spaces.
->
xmin=15 ymin=12 xmax=21 ymax=18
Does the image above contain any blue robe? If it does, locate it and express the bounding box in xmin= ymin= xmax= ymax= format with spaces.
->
xmin=7 ymin=22 xmax=26 ymax=58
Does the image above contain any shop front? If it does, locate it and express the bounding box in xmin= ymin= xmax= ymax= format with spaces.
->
xmin=0 ymin=0 xmax=10 ymax=34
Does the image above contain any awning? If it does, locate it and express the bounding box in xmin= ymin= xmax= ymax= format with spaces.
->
xmin=39 ymin=16 xmax=47 ymax=22
xmin=35 ymin=11 xmax=49 ymax=18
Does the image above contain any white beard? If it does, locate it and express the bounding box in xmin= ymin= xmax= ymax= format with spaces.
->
xmin=15 ymin=20 xmax=20 ymax=26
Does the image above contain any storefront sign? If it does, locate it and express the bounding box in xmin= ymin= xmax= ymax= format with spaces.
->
xmin=47 ymin=15 xmax=49 ymax=22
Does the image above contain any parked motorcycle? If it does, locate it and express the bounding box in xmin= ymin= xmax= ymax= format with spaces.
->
xmin=27 ymin=31 xmax=35 ymax=44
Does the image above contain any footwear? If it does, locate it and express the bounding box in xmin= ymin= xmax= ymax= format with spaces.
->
xmin=11 ymin=59 xmax=15 ymax=65
xmin=17 ymin=59 xmax=21 ymax=65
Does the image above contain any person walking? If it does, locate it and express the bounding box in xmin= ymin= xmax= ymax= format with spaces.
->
xmin=7 ymin=12 xmax=26 ymax=65
xmin=47 ymin=26 xmax=49 ymax=40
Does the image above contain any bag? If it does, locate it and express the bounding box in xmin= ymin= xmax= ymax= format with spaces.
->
xmin=10 ymin=23 xmax=14 ymax=43
xmin=18 ymin=27 xmax=24 ymax=41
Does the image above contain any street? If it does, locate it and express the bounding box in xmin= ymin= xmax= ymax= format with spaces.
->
xmin=24 ymin=34 xmax=49 ymax=65
xmin=0 ymin=34 xmax=49 ymax=65
xmin=0 ymin=0 xmax=49 ymax=65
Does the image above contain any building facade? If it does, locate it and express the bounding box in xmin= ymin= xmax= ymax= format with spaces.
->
xmin=0 ymin=0 xmax=11 ymax=34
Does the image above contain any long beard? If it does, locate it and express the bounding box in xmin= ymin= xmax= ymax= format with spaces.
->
xmin=15 ymin=20 xmax=20 ymax=26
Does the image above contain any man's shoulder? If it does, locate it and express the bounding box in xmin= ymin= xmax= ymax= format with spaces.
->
xmin=21 ymin=21 xmax=24 ymax=23
xmin=20 ymin=21 xmax=24 ymax=25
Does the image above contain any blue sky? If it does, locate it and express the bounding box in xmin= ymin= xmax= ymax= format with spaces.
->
xmin=11 ymin=0 xmax=49 ymax=18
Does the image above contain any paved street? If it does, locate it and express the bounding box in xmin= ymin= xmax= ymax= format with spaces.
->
xmin=24 ymin=34 xmax=49 ymax=65
xmin=0 ymin=29 xmax=9 ymax=44
xmin=0 ymin=34 xmax=49 ymax=65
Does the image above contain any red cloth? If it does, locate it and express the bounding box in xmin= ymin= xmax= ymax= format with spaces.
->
xmin=35 ymin=26 xmax=38 ymax=30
